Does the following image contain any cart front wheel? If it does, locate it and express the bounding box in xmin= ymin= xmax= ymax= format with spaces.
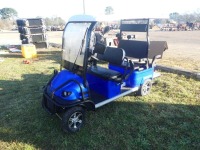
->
xmin=138 ymin=79 xmax=152 ymax=96
xmin=62 ymin=107 xmax=85 ymax=133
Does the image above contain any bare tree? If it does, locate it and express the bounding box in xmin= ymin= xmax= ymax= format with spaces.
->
xmin=105 ymin=6 xmax=114 ymax=15
xmin=169 ymin=9 xmax=200 ymax=23
xmin=44 ymin=17 xmax=66 ymax=26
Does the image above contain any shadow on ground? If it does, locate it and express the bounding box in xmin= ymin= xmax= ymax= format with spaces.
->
xmin=0 ymin=72 xmax=199 ymax=149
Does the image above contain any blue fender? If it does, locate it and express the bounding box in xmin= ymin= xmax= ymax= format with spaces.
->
xmin=48 ymin=70 xmax=89 ymax=101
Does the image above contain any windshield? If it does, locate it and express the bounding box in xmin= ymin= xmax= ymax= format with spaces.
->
xmin=62 ymin=23 xmax=91 ymax=68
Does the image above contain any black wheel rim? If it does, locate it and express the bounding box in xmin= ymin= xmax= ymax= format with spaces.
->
xmin=68 ymin=112 xmax=83 ymax=130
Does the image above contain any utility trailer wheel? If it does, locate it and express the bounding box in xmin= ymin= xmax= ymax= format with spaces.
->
xmin=138 ymin=79 xmax=152 ymax=96
xmin=62 ymin=107 xmax=85 ymax=133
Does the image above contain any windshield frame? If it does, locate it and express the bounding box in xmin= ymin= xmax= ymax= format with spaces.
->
xmin=61 ymin=21 xmax=96 ymax=85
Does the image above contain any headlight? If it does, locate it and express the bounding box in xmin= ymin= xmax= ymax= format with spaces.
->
xmin=62 ymin=91 xmax=72 ymax=97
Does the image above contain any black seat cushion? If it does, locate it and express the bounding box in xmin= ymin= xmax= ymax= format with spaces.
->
xmin=88 ymin=66 xmax=121 ymax=81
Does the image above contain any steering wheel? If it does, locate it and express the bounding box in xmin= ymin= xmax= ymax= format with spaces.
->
xmin=90 ymin=55 xmax=99 ymax=61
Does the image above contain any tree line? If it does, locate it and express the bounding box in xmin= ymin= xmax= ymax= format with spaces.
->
xmin=1 ymin=7 xmax=200 ymax=30
xmin=0 ymin=7 xmax=66 ymax=30
xmin=169 ymin=9 xmax=200 ymax=23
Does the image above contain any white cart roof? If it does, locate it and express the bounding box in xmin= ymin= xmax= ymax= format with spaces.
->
xmin=68 ymin=15 xmax=96 ymax=22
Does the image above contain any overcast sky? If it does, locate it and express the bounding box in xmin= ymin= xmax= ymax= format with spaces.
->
xmin=1 ymin=0 xmax=200 ymax=21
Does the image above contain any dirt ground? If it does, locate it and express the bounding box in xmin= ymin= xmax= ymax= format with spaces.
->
xmin=0 ymin=31 xmax=63 ymax=45
xmin=149 ymin=31 xmax=200 ymax=61
xmin=149 ymin=31 xmax=200 ymax=72
xmin=0 ymin=30 xmax=200 ymax=72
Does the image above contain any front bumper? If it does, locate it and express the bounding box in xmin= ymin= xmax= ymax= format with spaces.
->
xmin=42 ymin=89 xmax=82 ymax=114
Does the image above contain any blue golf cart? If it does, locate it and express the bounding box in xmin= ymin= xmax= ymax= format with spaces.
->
xmin=42 ymin=15 xmax=168 ymax=133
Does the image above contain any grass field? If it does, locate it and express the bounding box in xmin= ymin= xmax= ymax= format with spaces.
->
xmin=0 ymin=48 xmax=200 ymax=149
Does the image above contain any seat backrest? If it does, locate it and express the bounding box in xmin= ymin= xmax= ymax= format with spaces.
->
xmin=118 ymin=40 xmax=148 ymax=59
xmin=148 ymin=41 xmax=168 ymax=59
xmin=120 ymin=23 xmax=148 ymax=32
xmin=103 ymin=47 xmax=125 ymax=65
xmin=93 ymin=42 xmax=106 ymax=54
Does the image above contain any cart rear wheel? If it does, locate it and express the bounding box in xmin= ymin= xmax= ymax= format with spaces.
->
xmin=138 ymin=79 xmax=152 ymax=96
xmin=62 ymin=107 xmax=85 ymax=133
